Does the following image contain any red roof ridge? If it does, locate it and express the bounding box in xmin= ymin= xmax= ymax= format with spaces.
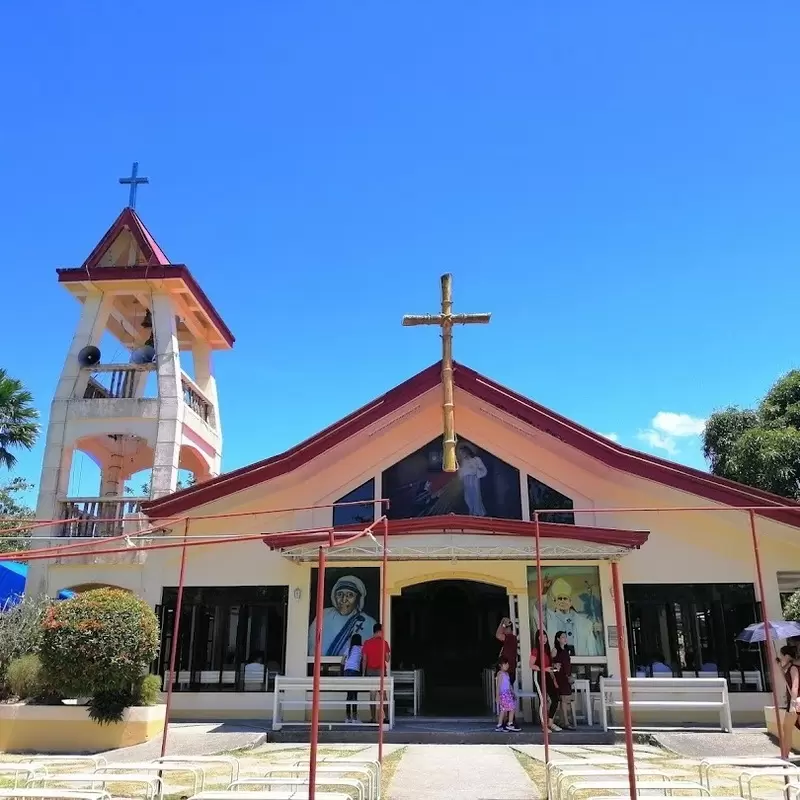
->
xmin=143 ymin=361 xmax=800 ymax=527
xmin=81 ymin=207 xmax=170 ymax=269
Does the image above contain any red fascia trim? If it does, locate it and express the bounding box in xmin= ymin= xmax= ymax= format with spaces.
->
xmin=261 ymin=515 xmax=649 ymax=551
xmin=143 ymin=361 xmax=800 ymax=529
xmin=456 ymin=366 xmax=800 ymax=527
xmin=57 ymin=264 xmax=235 ymax=347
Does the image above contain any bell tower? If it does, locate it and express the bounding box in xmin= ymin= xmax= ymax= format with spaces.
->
xmin=28 ymin=196 xmax=234 ymax=593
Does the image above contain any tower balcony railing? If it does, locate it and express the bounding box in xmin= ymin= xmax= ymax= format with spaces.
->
xmin=181 ymin=372 xmax=215 ymax=428
xmin=58 ymin=497 xmax=147 ymax=539
xmin=79 ymin=363 xmax=156 ymax=400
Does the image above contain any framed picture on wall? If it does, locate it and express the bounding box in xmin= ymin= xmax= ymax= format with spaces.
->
xmin=307 ymin=566 xmax=381 ymax=657
xmin=527 ymin=565 xmax=606 ymax=657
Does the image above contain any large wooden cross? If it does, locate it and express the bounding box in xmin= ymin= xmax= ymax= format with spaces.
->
xmin=402 ymin=274 xmax=491 ymax=472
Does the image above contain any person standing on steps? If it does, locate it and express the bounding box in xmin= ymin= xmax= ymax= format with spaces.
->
xmin=496 ymin=617 xmax=519 ymax=686
xmin=342 ymin=633 xmax=363 ymax=723
xmin=779 ymin=644 xmax=800 ymax=758
xmin=362 ymin=623 xmax=391 ymax=724
xmin=530 ymin=630 xmax=561 ymax=732
xmin=495 ymin=657 xmax=521 ymax=732
xmin=552 ymin=631 xmax=575 ymax=730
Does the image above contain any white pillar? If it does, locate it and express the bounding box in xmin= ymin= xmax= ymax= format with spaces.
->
xmin=192 ymin=342 xmax=222 ymax=476
xmin=150 ymin=293 xmax=184 ymax=499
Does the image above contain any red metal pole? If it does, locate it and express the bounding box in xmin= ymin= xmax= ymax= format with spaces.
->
xmin=160 ymin=517 xmax=190 ymax=758
xmin=533 ymin=512 xmax=550 ymax=768
xmin=611 ymin=560 xmax=637 ymax=800
xmin=309 ymin=545 xmax=326 ymax=800
xmin=378 ymin=516 xmax=389 ymax=763
xmin=749 ymin=510 xmax=786 ymax=757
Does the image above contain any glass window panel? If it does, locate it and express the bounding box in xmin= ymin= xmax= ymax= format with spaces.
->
xmin=623 ymin=583 xmax=766 ymax=690
xmin=157 ymin=586 xmax=288 ymax=692
xmin=527 ymin=476 xmax=575 ymax=524
xmin=333 ymin=479 xmax=375 ymax=527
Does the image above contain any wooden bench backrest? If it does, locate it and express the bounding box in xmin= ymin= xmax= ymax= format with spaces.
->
xmin=601 ymin=677 xmax=728 ymax=694
xmin=274 ymin=676 xmax=394 ymax=691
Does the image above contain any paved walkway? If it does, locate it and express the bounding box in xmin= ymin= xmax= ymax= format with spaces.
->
xmin=101 ymin=722 xmax=267 ymax=760
xmin=389 ymin=744 xmax=538 ymax=800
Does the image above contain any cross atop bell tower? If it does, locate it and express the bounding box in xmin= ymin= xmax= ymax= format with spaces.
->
xmin=29 ymin=201 xmax=235 ymax=594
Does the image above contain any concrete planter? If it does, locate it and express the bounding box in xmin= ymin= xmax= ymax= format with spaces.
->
xmin=764 ymin=705 xmax=800 ymax=751
xmin=0 ymin=703 xmax=166 ymax=753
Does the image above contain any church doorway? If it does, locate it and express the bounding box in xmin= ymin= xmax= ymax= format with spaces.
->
xmin=391 ymin=579 xmax=509 ymax=716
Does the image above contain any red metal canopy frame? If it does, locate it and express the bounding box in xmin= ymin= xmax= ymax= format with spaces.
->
xmin=0 ymin=502 xmax=793 ymax=797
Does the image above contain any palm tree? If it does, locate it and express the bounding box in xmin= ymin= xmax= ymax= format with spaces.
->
xmin=0 ymin=369 xmax=40 ymax=469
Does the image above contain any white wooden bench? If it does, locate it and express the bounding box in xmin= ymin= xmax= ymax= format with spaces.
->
xmin=599 ymin=676 xmax=732 ymax=732
xmin=298 ymin=759 xmax=381 ymax=800
xmin=552 ymin=767 xmax=672 ymax=800
xmin=230 ymin=775 xmax=365 ymax=800
xmin=565 ymin=780 xmax=708 ymax=800
xmin=737 ymin=767 xmax=800 ymax=800
xmin=96 ymin=763 xmax=204 ymax=795
xmin=272 ymin=675 xmax=395 ymax=730
xmin=392 ymin=669 xmax=422 ymax=716
xmin=266 ymin=764 xmax=377 ymax=800
xmin=697 ymin=757 xmax=790 ymax=789
xmin=40 ymin=773 xmax=161 ymax=800
xmin=152 ymin=755 xmax=240 ymax=785
xmin=26 ymin=758 xmax=107 ymax=771
xmin=188 ymin=791 xmax=350 ymax=800
xmin=0 ymin=764 xmax=49 ymax=789
xmin=0 ymin=791 xmax=111 ymax=800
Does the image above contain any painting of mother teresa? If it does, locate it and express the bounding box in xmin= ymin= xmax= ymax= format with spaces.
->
xmin=307 ymin=567 xmax=380 ymax=657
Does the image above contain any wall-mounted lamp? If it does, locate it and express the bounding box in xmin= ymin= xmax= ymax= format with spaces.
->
xmin=293 ymin=588 xmax=302 ymax=601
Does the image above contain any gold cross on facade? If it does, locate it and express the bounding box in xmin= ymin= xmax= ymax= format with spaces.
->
xmin=402 ymin=274 xmax=491 ymax=472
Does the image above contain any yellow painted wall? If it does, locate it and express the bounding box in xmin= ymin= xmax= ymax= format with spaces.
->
xmin=0 ymin=705 xmax=164 ymax=754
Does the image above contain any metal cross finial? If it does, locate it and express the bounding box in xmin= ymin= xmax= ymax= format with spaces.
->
xmin=402 ymin=274 xmax=491 ymax=472
xmin=119 ymin=162 xmax=150 ymax=209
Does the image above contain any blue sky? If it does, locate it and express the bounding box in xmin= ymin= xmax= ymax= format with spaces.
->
xmin=3 ymin=2 xmax=799 ymax=496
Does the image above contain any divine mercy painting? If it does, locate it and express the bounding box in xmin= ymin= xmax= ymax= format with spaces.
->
xmin=382 ymin=436 xmax=522 ymax=520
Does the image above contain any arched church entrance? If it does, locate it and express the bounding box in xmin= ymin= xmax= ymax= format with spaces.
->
xmin=391 ymin=579 xmax=508 ymax=716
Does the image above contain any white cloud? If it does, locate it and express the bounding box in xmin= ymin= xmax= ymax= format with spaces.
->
xmin=637 ymin=429 xmax=678 ymax=456
xmin=651 ymin=411 xmax=706 ymax=437
xmin=601 ymin=432 xmax=619 ymax=442
xmin=637 ymin=411 xmax=706 ymax=457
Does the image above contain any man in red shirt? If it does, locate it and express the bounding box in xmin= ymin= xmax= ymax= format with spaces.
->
xmin=361 ymin=623 xmax=391 ymax=724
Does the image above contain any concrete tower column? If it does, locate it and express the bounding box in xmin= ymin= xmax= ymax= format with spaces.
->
xmin=149 ymin=293 xmax=184 ymax=499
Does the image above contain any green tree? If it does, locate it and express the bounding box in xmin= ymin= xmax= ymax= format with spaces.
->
xmin=0 ymin=369 xmax=40 ymax=469
xmin=702 ymin=370 xmax=800 ymax=500
xmin=0 ymin=477 xmax=35 ymax=554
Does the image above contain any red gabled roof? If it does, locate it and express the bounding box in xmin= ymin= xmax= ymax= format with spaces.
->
xmin=56 ymin=209 xmax=235 ymax=348
xmin=81 ymin=207 xmax=170 ymax=268
xmin=261 ymin=515 xmax=650 ymax=551
xmin=143 ymin=362 xmax=800 ymax=527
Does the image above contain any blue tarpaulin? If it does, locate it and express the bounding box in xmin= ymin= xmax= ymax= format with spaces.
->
xmin=0 ymin=561 xmax=26 ymax=608
xmin=0 ymin=561 xmax=75 ymax=609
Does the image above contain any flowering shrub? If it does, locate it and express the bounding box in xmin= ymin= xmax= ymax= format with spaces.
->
xmin=39 ymin=588 xmax=159 ymax=721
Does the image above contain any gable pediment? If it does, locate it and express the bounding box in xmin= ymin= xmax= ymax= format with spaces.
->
xmin=144 ymin=361 xmax=800 ymax=530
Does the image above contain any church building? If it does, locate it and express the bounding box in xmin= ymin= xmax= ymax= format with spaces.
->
xmin=27 ymin=201 xmax=800 ymax=726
